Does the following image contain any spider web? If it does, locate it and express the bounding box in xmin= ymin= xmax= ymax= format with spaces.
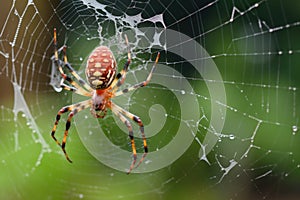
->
xmin=1 ymin=0 xmax=300 ymax=199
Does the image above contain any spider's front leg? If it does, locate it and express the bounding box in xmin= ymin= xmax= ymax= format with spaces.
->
xmin=114 ymin=52 xmax=160 ymax=97
xmin=53 ymin=28 xmax=92 ymax=97
xmin=51 ymin=100 xmax=90 ymax=162
xmin=110 ymin=34 xmax=131 ymax=91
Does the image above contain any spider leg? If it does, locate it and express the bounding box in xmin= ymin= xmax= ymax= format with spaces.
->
xmin=63 ymin=50 xmax=93 ymax=93
xmin=58 ymin=76 xmax=87 ymax=95
xmin=111 ymin=107 xmax=137 ymax=173
xmin=110 ymin=34 xmax=131 ymax=90
xmin=51 ymin=99 xmax=91 ymax=162
xmin=53 ymin=28 xmax=92 ymax=97
xmin=56 ymin=59 xmax=90 ymax=96
xmin=111 ymin=102 xmax=148 ymax=174
xmin=59 ymin=79 xmax=77 ymax=93
xmin=51 ymin=106 xmax=69 ymax=147
xmin=114 ymin=52 xmax=160 ymax=97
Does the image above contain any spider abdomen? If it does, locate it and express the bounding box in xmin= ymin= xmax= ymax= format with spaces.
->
xmin=85 ymin=46 xmax=117 ymax=89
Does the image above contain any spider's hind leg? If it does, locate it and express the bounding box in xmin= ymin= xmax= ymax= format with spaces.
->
xmin=112 ymin=110 xmax=137 ymax=173
xmin=110 ymin=102 xmax=148 ymax=174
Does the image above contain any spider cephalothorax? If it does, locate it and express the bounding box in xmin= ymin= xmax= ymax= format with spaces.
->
xmin=51 ymin=28 xmax=160 ymax=174
xmin=90 ymin=89 xmax=112 ymax=118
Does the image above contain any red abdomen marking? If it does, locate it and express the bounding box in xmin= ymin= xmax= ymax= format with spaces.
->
xmin=85 ymin=46 xmax=117 ymax=89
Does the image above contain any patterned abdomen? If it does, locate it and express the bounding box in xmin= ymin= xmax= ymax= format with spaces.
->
xmin=85 ymin=46 xmax=117 ymax=89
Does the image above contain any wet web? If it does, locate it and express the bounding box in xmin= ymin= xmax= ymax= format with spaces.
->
xmin=1 ymin=0 xmax=300 ymax=199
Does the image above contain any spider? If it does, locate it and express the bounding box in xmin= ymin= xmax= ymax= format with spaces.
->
xmin=51 ymin=28 xmax=160 ymax=174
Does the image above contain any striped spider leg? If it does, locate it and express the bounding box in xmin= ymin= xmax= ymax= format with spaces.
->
xmin=112 ymin=52 xmax=160 ymax=173
xmin=51 ymin=100 xmax=91 ymax=162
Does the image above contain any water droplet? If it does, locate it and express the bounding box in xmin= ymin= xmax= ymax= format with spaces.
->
xmin=292 ymin=125 xmax=298 ymax=132
xmin=285 ymin=173 xmax=288 ymax=177
xmin=145 ymin=159 xmax=152 ymax=164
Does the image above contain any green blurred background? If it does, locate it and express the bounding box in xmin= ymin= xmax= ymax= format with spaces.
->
xmin=1 ymin=0 xmax=300 ymax=199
